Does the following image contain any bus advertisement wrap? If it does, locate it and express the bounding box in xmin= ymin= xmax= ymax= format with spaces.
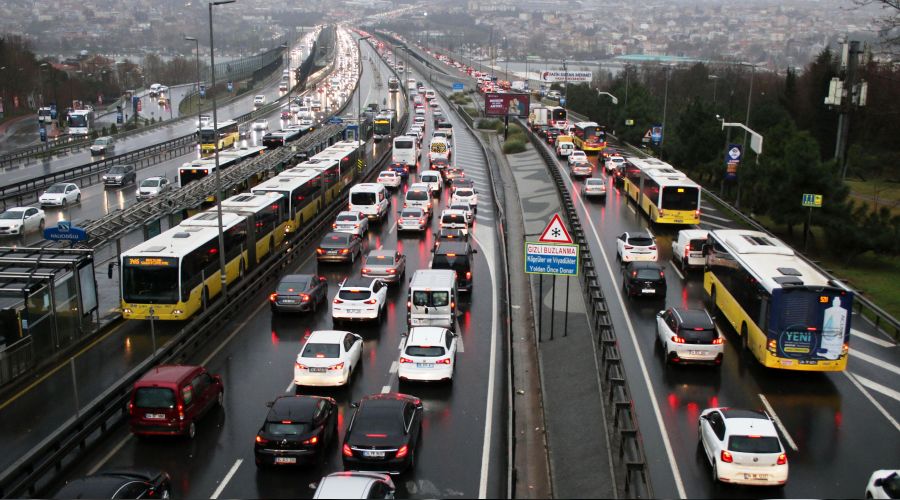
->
xmin=484 ymin=92 xmax=531 ymax=118
xmin=775 ymin=291 xmax=852 ymax=362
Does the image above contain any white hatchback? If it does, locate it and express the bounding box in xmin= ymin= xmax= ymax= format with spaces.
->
xmin=376 ymin=170 xmax=402 ymax=189
xmin=398 ymin=327 xmax=458 ymax=383
xmin=293 ymin=330 xmax=363 ymax=387
xmin=567 ymin=150 xmax=588 ymax=166
xmin=331 ymin=277 xmax=388 ymax=324
xmin=450 ymin=187 xmax=477 ymax=211
xmin=616 ymin=232 xmax=658 ymax=262
xmin=698 ymin=407 xmax=788 ymax=486
xmin=39 ymin=183 xmax=81 ymax=207
xmin=332 ymin=211 xmax=369 ymax=237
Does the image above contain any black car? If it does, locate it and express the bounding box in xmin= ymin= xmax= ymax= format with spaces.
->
xmin=433 ymin=228 xmax=468 ymax=250
xmin=546 ymin=129 xmax=560 ymax=145
xmin=387 ymin=162 xmax=410 ymax=180
xmin=255 ymin=395 xmax=338 ymax=467
xmin=431 ymin=241 xmax=476 ymax=292
xmin=443 ymin=166 xmax=464 ymax=183
xmin=342 ymin=393 xmax=423 ymax=475
xmin=262 ymin=127 xmax=304 ymax=148
xmin=451 ymin=178 xmax=474 ymax=190
xmin=622 ymin=261 xmax=667 ymax=298
xmin=270 ymin=274 xmax=328 ymax=313
xmin=430 ymin=157 xmax=449 ymax=171
xmin=53 ymin=469 xmax=171 ymax=499
xmin=316 ymin=232 xmax=363 ymax=263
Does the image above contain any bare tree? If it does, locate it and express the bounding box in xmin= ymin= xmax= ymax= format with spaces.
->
xmin=853 ymin=0 xmax=900 ymax=54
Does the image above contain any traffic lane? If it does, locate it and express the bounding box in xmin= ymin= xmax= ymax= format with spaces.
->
xmin=58 ymin=179 xmax=499 ymax=499
xmin=563 ymin=154 xmax=900 ymax=497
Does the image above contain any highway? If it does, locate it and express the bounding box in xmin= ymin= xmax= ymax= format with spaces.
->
xmin=0 ymin=32 xmax=318 ymax=186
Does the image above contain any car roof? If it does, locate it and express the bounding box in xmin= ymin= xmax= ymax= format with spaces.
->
xmin=136 ymin=365 xmax=199 ymax=385
xmin=55 ymin=475 xmax=143 ymax=498
xmin=316 ymin=473 xmax=387 ymax=499
xmin=678 ymin=229 xmax=709 ymax=239
xmin=341 ymin=277 xmax=376 ymax=289
xmin=625 ymin=232 xmax=654 ymax=239
xmin=670 ymin=308 xmax=714 ymax=329
xmin=269 ymin=395 xmax=324 ymax=421
xmin=585 ymin=178 xmax=604 ymax=183
xmin=3 ymin=207 xmax=29 ymax=213
xmin=441 ymin=209 xmax=467 ymax=216
xmin=337 ymin=210 xmax=363 ymax=217
xmin=721 ymin=408 xmax=769 ymax=420
xmin=434 ymin=241 xmax=470 ymax=255
xmin=367 ymin=249 xmax=397 ymax=259
xmin=625 ymin=261 xmax=663 ymax=270
xmin=408 ymin=183 xmax=429 ymax=190
xmin=408 ymin=327 xmax=448 ymax=346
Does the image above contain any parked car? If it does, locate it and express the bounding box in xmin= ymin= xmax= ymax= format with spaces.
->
xmin=254 ymin=395 xmax=338 ymax=466
xmin=39 ymin=183 xmax=81 ymax=207
xmin=270 ymin=274 xmax=328 ymax=314
xmin=0 ymin=207 xmax=45 ymax=235
xmin=128 ymin=364 xmax=224 ymax=439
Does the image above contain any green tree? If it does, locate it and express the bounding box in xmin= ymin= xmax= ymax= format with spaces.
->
xmin=825 ymin=201 xmax=900 ymax=265
xmin=669 ymin=97 xmax=723 ymax=183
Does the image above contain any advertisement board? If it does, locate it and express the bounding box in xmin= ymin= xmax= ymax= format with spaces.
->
xmin=540 ymin=70 xmax=593 ymax=83
xmin=484 ymin=92 xmax=530 ymax=118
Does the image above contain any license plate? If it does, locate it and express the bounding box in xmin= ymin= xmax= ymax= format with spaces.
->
xmin=362 ymin=450 xmax=385 ymax=458
xmin=674 ymin=219 xmax=683 ymax=223
xmin=416 ymin=363 xmax=435 ymax=368
xmin=641 ymin=289 xmax=655 ymax=294
xmin=275 ymin=457 xmax=297 ymax=464
xmin=280 ymin=299 xmax=298 ymax=304
xmin=744 ymin=473 xmax=768 ymax=480
xmin=348 ymin=308 xmax=361 ymax=313
xmin=689 ymin=350 xmax=705 ymax=356
xmin=145 ymin=413 xmax=166 ymax=420
xmin=327 ymin=250 xmax=338 ymax=255
xmin=308 ymin=367 xmax=326 ymax=373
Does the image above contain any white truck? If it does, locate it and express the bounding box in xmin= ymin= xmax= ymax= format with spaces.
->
xmin=528 ymin=106 xmax=550 ymax=131
xmin=511 ymin=80 xmax=527 ymax=91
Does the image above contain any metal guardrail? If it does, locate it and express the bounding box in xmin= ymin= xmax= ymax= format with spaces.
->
xmin=0 ymin=135 xmax=92 ymax=168
xmin=0 ymin=337 xmax=34 ymax=387
xmin=520 ymin=119 xmax=654 ymax=498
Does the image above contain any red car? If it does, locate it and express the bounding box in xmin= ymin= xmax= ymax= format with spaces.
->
xmin=129 ymin=365 xmax=224 ymax=439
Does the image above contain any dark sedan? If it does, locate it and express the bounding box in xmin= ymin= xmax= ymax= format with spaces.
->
xmin=622 ymin=261 xmax=667 ymax=298
xmin=316 ymin=232 xmax=363 ymax=263
xmin=255 ymin=395 xmax=338 ymax=467
xmin=342 ymin=393 xmax=423 ymax=475
xmin=452 ymin=178 xmax=475 ymax=190
xmin=387 ymin=162 xmax=410 ymax=180
xmin=429 ymin=157 xmax=450 ymax=171
xmin=53 ymin=469 xmax=171 ymax=499
xmin=443 ymin=167 xmax=464 ymax=183
xmin=270 ymin=274 xmax=328 ymax=313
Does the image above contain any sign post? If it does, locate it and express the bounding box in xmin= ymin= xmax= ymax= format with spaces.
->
xmin=452 ymin=82 xmax=464 ymax=92
xmin=725 ymin=144 xmax=742 ymax=181
xmin=801 ymin=194 xmax=823 ymax=252
xmin=525 ymin=214 xmax=580 ymax=341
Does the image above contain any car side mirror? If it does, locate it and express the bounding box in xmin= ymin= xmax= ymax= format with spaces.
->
xmin=700 ymin=414 xmax=710 ymax=421
xmin=656 ymin=311 xmax=664 ymax=317
xmin=350 ymin=401 xmax=360 ymax=409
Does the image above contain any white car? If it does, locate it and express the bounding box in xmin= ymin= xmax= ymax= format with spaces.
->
xmin=313 ymin=472 xmax=395 ymax=499
xmin=332 ymin=210 xmax=369 ymax=236
xmin=39 ymin=183 xmax=81 ymax=207
xmin=866 ymin=470 xmax=900 ymax=499
xmin=397 ymin=208 xmax=428 ymax=232
xmin=439 ymin=209 xmax=469 ymax=237
xmin=136 ymin=177 xmax=172 ymax=201
xmin=376 ymin=170 xmax=402 ymax=189
xmin=656 ymin=307 xmax=723 ymax=365
xmin=0 ymin=207 xmax=45 ymax=235
xmin=450 ymin=187 xmax=478 ymax=211
xmin=581 ymin=178 xmax=607 ymax=199
xmin=672 ymin=229 xmax=709 ymax=271
xmin=605 ymin=155 xmax=626 ymax=174
xmin=253 ymin=95 xmax=266 ymax=106
xmin=419 ymin=170 xmax=443 ymax=196
xmin=567 ymin=150 xmax=588 ymax=166
xmin=698 ymin=407 xmax=788 ymax=486
xmin=448 ymin=202 xmax=473 ymax=225
xmin=398 ymin=327 xmax=458 ymax=383
xmin=616 ymin=232 xmax=658 ymax=262
xmin=331 ymin=277 xmax=388 ymax=324
xmin=556 ymin=141 xmax=575 ymax=158
xmin=252 ymin=118 xmax=269 ymax=131
xmin=293 ymin=330 xmax=363 ymax=387
xmin=196 ymin=115 xmax=212 ymax=128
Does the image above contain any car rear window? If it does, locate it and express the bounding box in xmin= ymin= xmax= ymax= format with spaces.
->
xmin=421 ymin=174 xmax=438 ymax=182
xmin=728 ymin=435 xmax=781 ymax=454
xmin=302 ymin=343 xmax=340 ymax=358
xmin=680 ymin=328 xmax=718 ymax=343
xmin=354 ymin=406 xmax=402 ymax=435
xmin=322 ymin=233 xmax=349 ymax=246
xmin=441 ymin=214 xmax=465 ymax=225
xmin=339 ymin=289 xmax=372 ymax=301
xmin=406 ymin=346 xmax=446 ymax=357
xmin=432 ymin=254 xmax=469 ymax=273
xmin=277 ymin=278 xmax=310 ymax=293
xmin=628 ymin=236 xmax=653 ymax=247
xmin=366 ymin=254 xmax=396 ymax=265
xmin=412 ymin=290 xmax=450 ymax=307
xmin=455 ymin=189 xmax=474 ymax=197
xmin=134 ymin=387 xmax=176 ymax=409
xmin=351 ymin=192 xmax=377 ymax=206
xmin=264 ymin=422 xmax=312 ymax=435
xmin=406 ymin=190 xmax=429 ymax=201
xmin=635 ymin=268 xmax=662 ymax=280
xmin=690 ymin=238 xmax=707 ymax=250
xmin=395 ymin=140 xmax=414 ymax=149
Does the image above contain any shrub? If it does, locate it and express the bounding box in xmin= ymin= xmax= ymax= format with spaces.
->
xmin=477 ymin=118 xmax=500 ymax=130
xmin=109 ymin=124 xmax=118 ymax=135
xmin=502 ymin=138 xmax=527 ymax=154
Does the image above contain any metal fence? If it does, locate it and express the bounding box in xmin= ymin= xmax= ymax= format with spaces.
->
xmin=0 ymin=337 xmax=34 ymax=387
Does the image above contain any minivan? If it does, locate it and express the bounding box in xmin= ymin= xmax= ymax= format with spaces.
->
xmin=404 ymin=183 xmax=433 ymax=215
xmin=128 ymin=365 xmax=224 ymax=439
xmin=418 ymin=170 xmax=443 ymax=196
xmin=431 ymin=241 xmax=475 ymax=292
xmin=348 ymin=183 xmax=389 ymax=221
xmin=672 ymin=229 xmax=709 ymax=271
xmin=407 ymin=269 xmax=458 ymax=330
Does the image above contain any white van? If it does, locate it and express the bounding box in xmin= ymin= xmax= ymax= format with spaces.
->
xmin=419 ymin=170 xmax=443 ymax=196
xmin=407 ymin=269 xmax=458 ymax=330
xmin=424 ymin=89 xmax=436 ymax=101
xmin=429 ymin=137 xmax=451 ymax=163
xmin=392 ymin=136 xmax=418 ymax=168
xmin=404 ymin=182 xmax=433 ymax=215
xmin=349 ymin=183 xmax=389 ymax=221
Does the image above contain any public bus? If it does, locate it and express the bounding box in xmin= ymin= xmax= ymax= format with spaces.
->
xmin=309 ymin=139 xmax=365 ymax=194
xmin=68 ymin=109 xmax=94 ymax=136
xmin=373 ymin=112 xmax=394 ymax=142
xmin=251 ymin=169 xmax=323 ymax=234
xmin=549 ymin=106 xmax=567 ymax=130
xmin=571 ymin=121 xmax=606 ymax=153
xmin=178 ymin=146 xmax=267 ymax=188
xmin=199 ymin=119 xmax=240 ymax=155
xmin=621 ymin=157 xmax=701 ymax=225
xmin=120 ymin=211 xmax=250 ymax=321
xmin=703 ymin=229 xmax=853 ymax=371
xmin=221 ymin=192 xmax=289 ymax=264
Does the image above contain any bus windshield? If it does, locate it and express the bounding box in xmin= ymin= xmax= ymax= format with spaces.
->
xmin=122 ymin=263 xmax=179 ymax=304
xmin=374 ymin=121 xmax=391 ymax=135
xmin=179 ymin=168 xmax=209 ymax=187
xmin=199 ymin=129 xmax=217 ymax=143
xmin=661 ymin=186 xmax=699 ymax=210
xmin=69 ymin=115 xmax=88 ymax=127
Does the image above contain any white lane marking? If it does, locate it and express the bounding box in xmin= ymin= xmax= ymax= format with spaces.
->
xmin=852 ymin=329 xmax=896 ymax=348
xmin=852 ymin=372 xmax=900 ymax=404
xmin=669 ymin=261 xmax=685 ymax=281
xmin=556 ymin=153 xmax=687 ymax=498
xmin=627 ymin=204 xmax=636 ymax=215
xmin=758 ymin=394 xmax=799 ymax=452
xmin=389 ymin=361 xmax=399 ymax=374
xmin=381 ymin=385 xmax=391 ymax=394
xmin=210 ymin=459 xmax=243 ymax=499
xmin=851 ymin=350 xmax=900 ymax=376
xmin=700 ymin=221 xmax=732 ymax=230
xmin=843 ymin=371 xmax=900 ymax=433
xmin=286 ymin=381 xmax=295 ymax=393
xmin=88 ymin=434 xmax=132 ymax=475
xmin=702 ymin=212 xmax=731 ymax=222
xmin=470 ymin=231 xmax=499 ymax=499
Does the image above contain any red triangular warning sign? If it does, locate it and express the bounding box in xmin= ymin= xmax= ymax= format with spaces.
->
xmin=538 ymin=213 xmax=573 ymax=244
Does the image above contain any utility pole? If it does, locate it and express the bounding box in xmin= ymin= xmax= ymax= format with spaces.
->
xmin=825 ymin=40 xmax=867 ymax=179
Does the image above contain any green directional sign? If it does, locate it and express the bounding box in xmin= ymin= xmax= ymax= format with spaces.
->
xmin=801 ymin=193 xmax=822 ymax=208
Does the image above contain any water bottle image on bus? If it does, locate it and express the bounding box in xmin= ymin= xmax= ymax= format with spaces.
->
xmin=818 ymin=297 xmax=847 ymax=360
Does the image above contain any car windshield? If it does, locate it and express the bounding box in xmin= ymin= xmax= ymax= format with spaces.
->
xmin=412 ymin=290 xmax=449 ymax=307
xmin=134 ymin=387 xmax=175 ymax=409
xmin=108 ymin=166 xmax=125 ymax=174
xmin=264 ymin=422 xmax=312 ymax=435
xmin=586 ymin=179 xmax=604 ymax=186
xmin=628 ymin=236 xmax=654 ymax=247
xmin=728 ymin=435 xmax=781 ymax=454
xmin=45 ymin=184 xmax=67 ymax=193
xmin=0 ymin=211 xmax=24 ymax=220
xmin=302 ymin=343 xmax=340 ymax=358
xmin=406 ymin=345 xmax=445 ymax=357
xmin=406 ymin=190 xmax=428 ymax=201
xmin=338 ymin=289 xmax=372 ymax=301
xmin=141 ymin=179 xmax=161 ymax=188
xmin=277 ymin=278 xmax=310 ymax=293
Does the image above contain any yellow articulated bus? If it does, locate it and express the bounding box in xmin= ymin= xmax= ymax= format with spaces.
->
xmin=251 ymin=169 xmax=324 ymax=234
xmin=121 ymin=211 xmax=251 ymax=321
xmin=311 ymin=139 xmax=365 ymax=193
xmin=199 ymin=119 xmax=239 ymax=156
xmin=220 ymin=192 xmax=289 ymax=264
xmin=622 ymin=157 xmax=701 ymax=225
xmin=704 ymin=229 xmax=853 ymax=371
xmin=295 ymin=158 xmax=342 ymax=205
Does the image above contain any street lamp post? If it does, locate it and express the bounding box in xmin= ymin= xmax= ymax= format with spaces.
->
xmin=207 ymin=0 xmax=235 ymax=300
xmin=660 ymin=65 xmax=672 ymax=160
xmin=598 ymin=91 xmax=618 ymax=129
xmin=357 ymin=35 xmax=371 ymax=141
xmin=708 ymin=74 xmax=719 ymax=106
xmin=184 ymin=36 xmax=202 ymax=141
xmin=738 ymin=62 xmax=756 ymax=208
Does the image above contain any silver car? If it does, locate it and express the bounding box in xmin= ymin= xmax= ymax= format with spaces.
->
xmin=361 ymin=249 xmax=406 ymax=283
xmin=581 ymin=178 xmax=607 ymax=199
xmin=397 ymin=208 xmax=428 ymax=232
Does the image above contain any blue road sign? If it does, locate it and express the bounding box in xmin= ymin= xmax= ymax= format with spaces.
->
xmin=39 ymin=126 xmax=47 ymax=142
xmin=524 ymin=242 xmax=579 ymax=276
xmin=452 ymin=82 xmax=464 ymax=92
xmin=651 ymin=124 xmax=663 ymax=145
xmin=44 ymin=221 xmax=88 ymax=242
xmin=725 ymin=144 xmax=742 ymax=181
xmin=328 ymin=116 xmax=344 ymax=124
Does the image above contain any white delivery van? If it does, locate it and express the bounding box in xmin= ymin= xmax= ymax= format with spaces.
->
xmin=419 ymin=170 xmax=443 ymax=196
xmin=407 ymin=269 xmax=458 ymax=330
xmin=392 ymin=135 xmax=418 ymax=168
xmin=348 ymin=183 xmax=390 ymax=221
xmin=429 ymin=137 xmax=451 ymax=163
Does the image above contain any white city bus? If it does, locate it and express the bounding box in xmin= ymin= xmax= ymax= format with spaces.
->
xmin=68 ymin=109 xmax=94 ymax=136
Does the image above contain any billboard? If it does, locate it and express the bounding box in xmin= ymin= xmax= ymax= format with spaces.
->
xmin=484 ymin=92 xmax=531 ymax=118
xmin=540 ymin=70 xmax=593 ymax=83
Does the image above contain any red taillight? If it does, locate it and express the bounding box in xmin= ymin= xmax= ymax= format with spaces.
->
xmin=364 ymin=298 xmax=377 ymax=304
xmin=396 ymin=444 xmax=409 ymax=459
xmin=342 ymin=443 xmax=353 ymax=457
xmin=419 ymin=218 xmax=425 ymax=224
xmin=451 ymin=301 xmax=456 ymax=310
xmin=333 ymin=298 xmax=344 ymax=304
xmin=256 ymin=434 xmax=268 ymax=444
xmin=340 ymin=248 xmax=349 ymax=254
xmin=465 ymin=271 xmax=471 ymax=280
xmin=777 ymin=453 xmax=787 ymax=465
xmin=436 ymin=358 xmax=451 ymax=365
xmin=332 ymin=223 xmax=337 ymax=229
xmin=316 ymin=248 xmax=325 ymax=254
xmin=624 ymin=245 xmax=633 ymax=250
xmin=400 ymin=357 xmax=414 ymax=363
xmin=300 ymin=293 xmax=310 ymax=302
xmin=649 ymin=246 xmax=657 ymax=250
xmin=302 ymin=435 xmax=319 ymax=446
xmin=406 ymin=300 xmax=411 ymax=309
xmin=712 ymin=338 xmax=724 ymax=345
xmin=296 ymin=362 xmax=308 ymax=369
xmin=128 ymin=402 xmax=133 ymax=415
xmin=269 ymin=293 xmax=278 ymax=303
xmin=362 ymin=268 xmax=371 ymax=274
xmin=328 ymin=362 xmax=345 ymax=371
xmin=387 ymin=268 xmax=397 ymax=274
xmin=720 ymin=450 xmax=733 ymax=463
xmin=671 ymin=336 xmax=685 ymax=344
